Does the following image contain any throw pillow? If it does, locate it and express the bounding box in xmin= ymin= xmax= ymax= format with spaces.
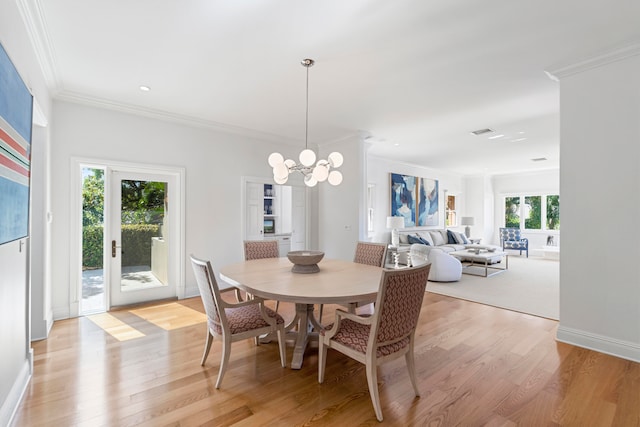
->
xmin=399 ymin=234 xmax=409 ymax=244
xmin=452 ymin=231 xmax=469 ymax=244
xmin=407 ymin=235 xmax=423 ymax=244
xmin=416 ymin=231 xmax=434 ymax=246
xmin=446 ymin=230 xmax=457 ymax=244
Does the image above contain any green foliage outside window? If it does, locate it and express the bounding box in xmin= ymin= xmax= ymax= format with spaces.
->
xmin=82 ymin=168 xmax=104 ymax=227
xmin=524 ymin=196 xmax=541 ymax=229
xmin=547 ymin=195 xmax=560 ymax=230
xmin=505 ymin=197 xmax=520 ymax=228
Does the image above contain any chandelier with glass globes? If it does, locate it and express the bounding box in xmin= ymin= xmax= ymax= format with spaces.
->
xmin=268 ymin=59 xmax=343 ymax=187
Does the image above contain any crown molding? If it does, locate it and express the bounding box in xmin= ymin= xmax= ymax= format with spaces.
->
xmin=545 ymin=40 xmax=640 ymax=81
xmin=55 ymin=90 xmax=310 ymax=144
xmin=16 ymin=0 xmax=62 ymax=90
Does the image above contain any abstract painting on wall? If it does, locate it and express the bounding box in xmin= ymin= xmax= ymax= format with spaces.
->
xmin=417 ymin=176 xmax=438 ymax=226
xmin=390 ymin=173 xmax=416 ymax=227
xmin=0 ymin=42 xmax=33 ymax=245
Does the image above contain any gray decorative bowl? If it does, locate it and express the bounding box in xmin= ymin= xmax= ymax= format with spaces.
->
xmin=287 ymin=250 xmax=325 ymax=274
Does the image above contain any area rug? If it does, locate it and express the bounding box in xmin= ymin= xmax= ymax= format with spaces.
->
xmin=426 ymin=255 xmax=559 ymax=320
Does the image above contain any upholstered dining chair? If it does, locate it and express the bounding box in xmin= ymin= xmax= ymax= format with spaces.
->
xmin=190 ymin=254 xmax=286 ymax=389
xmin=243 ymin=240 xmax=282 ymax=311
xmin=499 ymin=227 xmax=529 ymax=257
xmin=318 ymin=241 xmax=388 ymax=322
xmin=318 ymin=263 xmax=431 ymax=422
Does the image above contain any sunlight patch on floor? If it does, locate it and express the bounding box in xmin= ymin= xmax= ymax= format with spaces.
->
xmin=130 ymin=302 xmax=206 ymax=330
xmin=87 ymin=313 xmax=146 ymax=341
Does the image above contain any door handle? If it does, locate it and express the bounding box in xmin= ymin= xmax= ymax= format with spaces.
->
xmin=112 ymin=240 xmax=122 ymax=257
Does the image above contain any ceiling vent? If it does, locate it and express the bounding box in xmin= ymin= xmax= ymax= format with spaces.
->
xmin=470 ymin=128 xmax=494 ymax=136
xmin=531 ymin=157 xmax=547 ymax=162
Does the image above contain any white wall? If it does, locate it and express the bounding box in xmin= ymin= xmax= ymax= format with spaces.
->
xmin=318 ymin=135 xmax=362 ymax=260
xmin=366 ymin=155 xmax=465 ymax=244
xmin=551 ymin=45 xmax=640 ymax=362
xmin=0 ymin=0 xmax=53 ymax=423
xmin=50 ymin=101 xmax=312 ymax=318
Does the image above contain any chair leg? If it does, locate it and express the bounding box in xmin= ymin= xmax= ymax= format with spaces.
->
xmin=215 ymin=335 xmax=232 ymax=389
xmin=405 ymin=348 xmax=420 ymax=397
xmin=275 ymin=300 xmax=280 ymax=313
xmin=201 ymin=330 xmax=214 ymax=366
xmin=365 ymin=360 xmax=383 ymax=421
xmin=318 ymin=337 xmax=328 ymax=383
xmin=318 ymin=304 xmax=324 ymax=324
xmin=276 ymin=327 xmax=287 ymax=368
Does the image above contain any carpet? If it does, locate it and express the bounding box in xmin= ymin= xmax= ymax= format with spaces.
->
xmin=426 ymin=255 xmax=559 ymax=320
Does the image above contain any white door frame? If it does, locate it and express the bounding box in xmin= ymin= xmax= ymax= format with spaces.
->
xmin=69 ymin=157 xmax=186 ymax=317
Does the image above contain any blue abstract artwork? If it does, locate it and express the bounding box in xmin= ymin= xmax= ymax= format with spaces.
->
xmin=0 ymin=42 xmax=33 ymax=245
xmin=418 ymin=177 xmax=438 ymax=226
xmin=390 ymin=173 xmax=416 ymax=227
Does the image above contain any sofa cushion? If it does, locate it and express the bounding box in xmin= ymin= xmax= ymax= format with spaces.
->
xmin=429 ymin=230 xmax=446 ymax=246
xmin=399 ymin=234 xmax=409 ymax=244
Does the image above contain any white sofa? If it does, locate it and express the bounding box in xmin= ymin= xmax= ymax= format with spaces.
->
xmin=397 ymin=229 xmax=468 ymax=254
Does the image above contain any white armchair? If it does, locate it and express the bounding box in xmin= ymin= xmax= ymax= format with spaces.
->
xmin=410 ymin=244 xmax=461 ymax=282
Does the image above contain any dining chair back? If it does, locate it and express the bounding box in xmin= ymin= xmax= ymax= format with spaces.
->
xmin=318 ymin=262 xmax=431 ymax=421
xmin=244 ymin=240 xmax=279 ymax=260
xmin=243 ymin=240 xmax=282 ymax=311
xmin=318 ymin=241 xmax=387 ymax=323
xmin=190 ymin=254 xmax=286 ymax=388
xmin=354 ymin=241 xmax=388 ymax=267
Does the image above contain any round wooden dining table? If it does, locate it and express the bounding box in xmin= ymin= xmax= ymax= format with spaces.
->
xmin=219 ymin=257 xmax=383 ymax=369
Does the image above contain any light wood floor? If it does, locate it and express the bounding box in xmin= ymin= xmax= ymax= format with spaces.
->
xmin=13 ymin=293 xmax=640 ymax=426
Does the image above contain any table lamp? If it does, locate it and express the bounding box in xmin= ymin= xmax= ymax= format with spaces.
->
xmin=386 ymin=216 xmax=405 ymax=247
xmin=461 ymin=216 xmax=474 ymax=238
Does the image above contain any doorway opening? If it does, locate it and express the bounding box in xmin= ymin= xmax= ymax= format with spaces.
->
xmin=81 ymin=166 xmax=106 ymax=314
xmin=75 ymin=159 xmax=185 ymax=317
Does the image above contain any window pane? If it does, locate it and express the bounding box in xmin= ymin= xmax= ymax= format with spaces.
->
xmin=446 ymin=195 xmax=456 ymax=227
xmin=546 ymin=195 xmax=560 ymax=230
xmin=524 ymin=196 xmax=541 ymax=229
xmin=505 ymin=197 xmax=520 ymax=228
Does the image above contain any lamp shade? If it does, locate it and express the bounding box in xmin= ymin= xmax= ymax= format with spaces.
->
xmin=460 ymin=217 xmax=475 ymax=226
xmin=386 ymin=216 xmax=405 ymax=229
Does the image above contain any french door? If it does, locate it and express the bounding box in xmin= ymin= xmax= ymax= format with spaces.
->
xmin=109 ymin=170 xmax=177 ymax=307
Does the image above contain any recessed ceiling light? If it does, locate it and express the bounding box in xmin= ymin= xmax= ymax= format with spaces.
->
xmin=394 ymin=143 xmax=400 ymax=146
xmin=531 ymin=157 xmax=547 ymax=162
xmin=139 ymin=85 xmax=151 ymax=92
xmin=518 ymin=131 xmax=525 ymax=134
xmin=510 ymin=137 xmax=527 ymax=142
xmin=488 ymin=134 xmax=505 ymax=140
xmin=471 ymin=128 xmax=494 ymax=136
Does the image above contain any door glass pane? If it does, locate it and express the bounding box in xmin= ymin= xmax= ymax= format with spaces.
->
xmin=505 ymin=196 xmax=520 ymax=228
xmin=81 ymin=167 xmax=105 ymax=314
xmin=120 ymin=179 xmax=167 ymax=292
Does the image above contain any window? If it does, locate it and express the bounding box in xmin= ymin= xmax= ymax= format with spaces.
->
xmin=524 ymin=196 xmax=541 ymax=230
xmin=446 ymin=195 xmax=457 ymax=227
xmin=504 ymin=194 xmax=559 ymax=231
xmin=546 ymin=195 xmax=560 ymax=230
xmin=367 ymin=184 xmax=375 ymax=234
xmin=505 ymin=196 xmax=520 ymax=228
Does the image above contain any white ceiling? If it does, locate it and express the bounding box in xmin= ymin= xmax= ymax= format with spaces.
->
xmin=27 ymin=0 xmax=640 ymax=175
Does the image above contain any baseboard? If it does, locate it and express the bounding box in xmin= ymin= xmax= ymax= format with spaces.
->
xmin=556 ymin=326 xmax=640 ymax=363
xmin=0 ymin=358 xmax=32 ymax=427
